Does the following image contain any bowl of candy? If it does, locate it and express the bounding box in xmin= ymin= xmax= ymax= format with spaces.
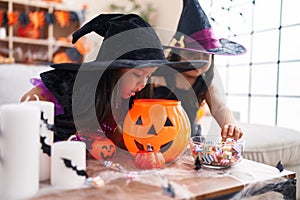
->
xmin=190 ymin=135 xmax=245 ymax=169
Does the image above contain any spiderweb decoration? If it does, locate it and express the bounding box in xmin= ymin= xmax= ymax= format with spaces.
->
xmin=200 ymin=0 xmax=255 ymax=37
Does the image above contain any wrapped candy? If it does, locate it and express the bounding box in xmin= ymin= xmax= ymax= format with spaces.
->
xmin=190 ymin=135 xmax=244 ymax=169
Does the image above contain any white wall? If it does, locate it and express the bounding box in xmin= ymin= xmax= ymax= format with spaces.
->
xmin=62 ymin=0 xmax=183 ymax=48
xmin=67 ymin=0 xmax=182 ymax=28
xmin=0 ymin=64 xmax=51 ymax=105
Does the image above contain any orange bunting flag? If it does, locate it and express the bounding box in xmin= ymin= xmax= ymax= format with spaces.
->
xmin=29 ymin=11 xmax=45 ymax=29
xmin=0 ymin=11 xmax=3 ymax=26
xmin=54 ymin=11 xmax=70 ymax=28
xmin=7 ymin=11 xmax=19 ymax=25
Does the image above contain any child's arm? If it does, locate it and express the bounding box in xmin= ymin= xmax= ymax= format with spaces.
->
xmin=205 ymin=84 xmax=243 ymax=141
xmin=20 ymin=86 xmax=49 ymax=102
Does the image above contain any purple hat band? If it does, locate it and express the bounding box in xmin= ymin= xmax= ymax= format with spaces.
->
xmin=185 ymin=28 xmax=221 ymax=50
xmin=170 ymin=28 xmax=221 ymax=50
xmin=166 ymin=27 xmax=247 ymax=55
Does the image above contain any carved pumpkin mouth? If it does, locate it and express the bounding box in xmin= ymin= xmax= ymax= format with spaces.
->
xmin=160 ymin=140 xmax=173 ymax=153
xmin=134 ymin=140 xmax=173 ymax=153
xmin=100 ymin=152 xmax=115 ymax=160
xmin=100 ymin=145 xmax=116 ymax=160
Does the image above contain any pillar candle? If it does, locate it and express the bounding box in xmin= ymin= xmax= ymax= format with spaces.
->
xmin=23 ymin=101 xmax=54 ymax=181
xmin=0 ymin=103 xmax=40 ymax=199
xmin=51 ymin=140 xmax=86 ymax=189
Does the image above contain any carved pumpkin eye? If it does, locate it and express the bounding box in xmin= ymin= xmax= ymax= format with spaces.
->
xmin=147 ymin=117 xmax=172 ymax=135
xmin=101 ymin=144 xmax=115 ymax=152
xmin=135 ymin=116 xmax=143 ymax=125
xmin=102 ymin=146 xmax=108 ymax=150
xmin=164 ymin=117 xmax=173 ymax=126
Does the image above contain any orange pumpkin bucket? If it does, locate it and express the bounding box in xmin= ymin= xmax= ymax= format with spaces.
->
xmin=123 ymin=99 xmax=191 ymax=163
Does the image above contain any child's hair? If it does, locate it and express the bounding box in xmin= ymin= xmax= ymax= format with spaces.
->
xmin=165 ymin=51 xmax=215 ymax=105
xmin=166 ymin=51 xmax=182 ymax=63
xmin=95 ymin=69 xmax=121 ymax=126
xmin=94 ymin=68 xmax=152 ymax=149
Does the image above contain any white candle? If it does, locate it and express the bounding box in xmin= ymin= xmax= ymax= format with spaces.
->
xmin=23 ymin=101 xmax=54 ymax=181
xmin=0 ymin=103 xmax=40 ymax=199
xmin=51 ymin=140 xmax=86 ymax=189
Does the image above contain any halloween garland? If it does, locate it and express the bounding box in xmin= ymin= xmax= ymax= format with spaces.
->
xmin=0 ymin=10 xmax=83 ymax=28
xmin=0 ymin=7 xmax=89 ymax=63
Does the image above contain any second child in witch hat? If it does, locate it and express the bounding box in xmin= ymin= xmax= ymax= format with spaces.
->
xmin=165 ymin=0 xmax=246 ymax=55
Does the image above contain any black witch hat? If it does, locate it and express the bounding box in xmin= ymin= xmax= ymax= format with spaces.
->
xmin=164 ymin=0 xmax=246 ymax=55
xmin=51 ymin=13 xmax=207 ymax=71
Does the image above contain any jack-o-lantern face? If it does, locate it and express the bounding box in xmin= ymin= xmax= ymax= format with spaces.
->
xmin=90 ymin=137 xmax=116 ymax=161
xmin=123 ymin=99 xmax=191 ymax=163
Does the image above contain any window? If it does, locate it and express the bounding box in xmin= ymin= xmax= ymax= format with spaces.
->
xmin=207 ymin=0 xmax=300 ymax=131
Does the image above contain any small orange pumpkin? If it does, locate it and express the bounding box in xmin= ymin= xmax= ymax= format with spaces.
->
xmin=90 ymin=137 xmax=116 ymax=161
xmin=123 ymin=99 xmax=191 ymax=163
xmin=134 ymin=144 xmax=165 ymax=170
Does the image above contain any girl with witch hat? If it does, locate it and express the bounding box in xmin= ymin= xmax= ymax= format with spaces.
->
xmin=21 ymin=13 xmax=207 ymax=149
xmin=152 ymin=0 xmax=246 ymax=140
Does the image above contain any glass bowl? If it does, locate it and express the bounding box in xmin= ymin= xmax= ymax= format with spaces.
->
xmin=189 ymin=135 xmax=245 ymax=169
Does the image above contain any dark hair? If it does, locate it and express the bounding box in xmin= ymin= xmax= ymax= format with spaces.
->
xmin=94 ymin=68 xmax=153 ymax=149
xmin=166 ymin=51 xmax=183 ymax=63
xmin=89 ymin=69 xmax=125 ymax=148
xmin=95 ymin=70 xmax=119 ymax=120
xmin=166 ymin=51 xmax=215 ymax=105
xmin=71 ymin=69 xmax=122 ymax=133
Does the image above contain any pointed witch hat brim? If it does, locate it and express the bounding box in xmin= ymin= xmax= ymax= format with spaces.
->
xmin=51 ymin=14 xmax=208 ymax=71
xmin=163 ymin=0 xmax=246 ymax=56
xmin=50 ymin=59 xmax=208 ymax=73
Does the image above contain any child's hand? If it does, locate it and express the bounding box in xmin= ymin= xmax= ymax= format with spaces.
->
xmin=221 ymin=124 xmax=243 ymax=141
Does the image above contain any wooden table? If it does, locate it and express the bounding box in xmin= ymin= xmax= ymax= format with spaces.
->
xmin=32 ymin=151 xmax=296 ymax=200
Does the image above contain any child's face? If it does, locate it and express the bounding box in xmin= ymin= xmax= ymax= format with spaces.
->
xmin=179 ymin=51 xmax=212 ymax=78
xmin=119 ymin=67 xmax=158 ymax=99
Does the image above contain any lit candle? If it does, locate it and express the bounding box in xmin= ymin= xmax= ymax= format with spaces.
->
xmin=0 ymin=103 xmax=40 ymax=199
xmin=51 ymin=139 xmax=86 ymax=189
xmin=23 ymin=101 xmax=54 ymax=181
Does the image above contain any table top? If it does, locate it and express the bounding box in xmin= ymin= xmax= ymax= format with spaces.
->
xmin=32 ymin=150 xmax=295 ymax=200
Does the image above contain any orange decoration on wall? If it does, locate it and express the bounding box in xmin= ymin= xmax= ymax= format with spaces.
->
xmin=123 ymin=99 xmax=191 ymax=163
xmin=54 ymin=11 xmax=70 ymax=28
xmin=29 ymin=11 xmax=45 ymax=29
xmin=7 ymin=11 xmax=19 ymax=25
xmin=42 ymin=0 xmax=62 ymax=2
xmin=0 ymin=11 xmax=3 ymax=26
xmin=52 ymin=52 xmax=72 ymax=63
xmin=17 ymin=23 xmax=40 ymax=39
